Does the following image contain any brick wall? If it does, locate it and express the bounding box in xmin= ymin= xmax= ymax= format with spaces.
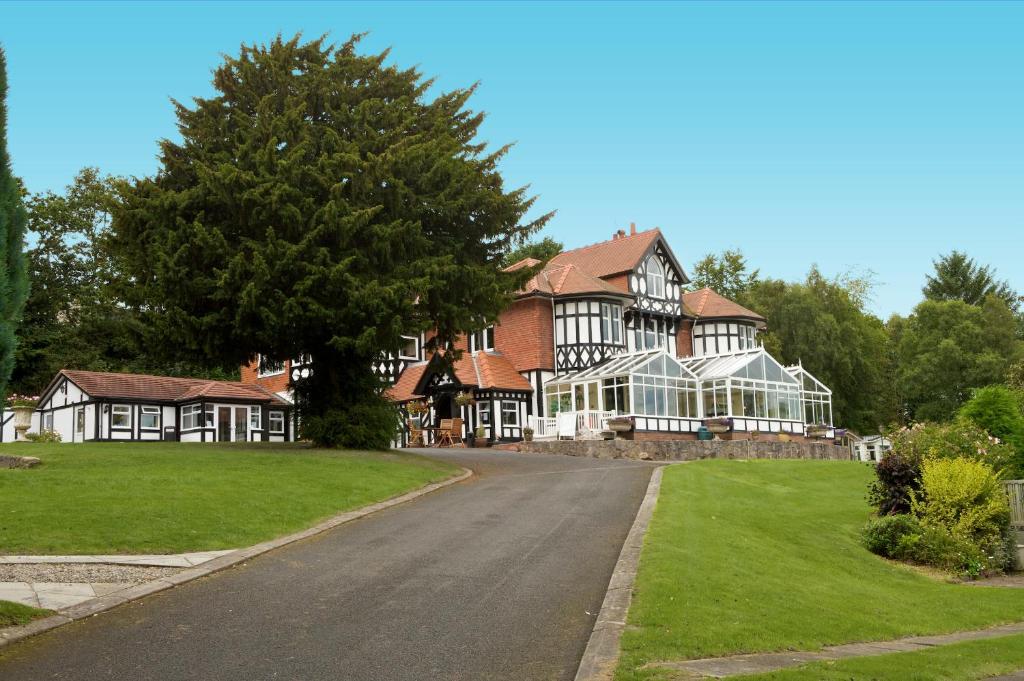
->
xmin=495 ymin=297 xmax=554 ymax=372
xmin=240 ymin=360 xmax=291 ymax=393
xmin=677 ymin=318 xmax=694 ymax=358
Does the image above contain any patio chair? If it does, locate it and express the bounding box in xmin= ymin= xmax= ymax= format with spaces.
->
xmin=407 ymin=419 xmax=424 ymax=448
xmin=437 ymin=418 xmax=454 ymax=447
xmin=556 ymin=412 xmax=577 ymax=440
xmin=448 ymin=417 xmax=465 ymax=447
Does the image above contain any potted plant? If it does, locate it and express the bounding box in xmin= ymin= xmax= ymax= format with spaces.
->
xmin=523 ymin=426 xmax=534 ymax=443
xmin=606 ymin=416 xmax=634 ymax=433
xmin=703 ymin=416 xmax=732 ymax=434
xmin=5 ymin=395 xmax=38 ymax=442
xmin=454 ymin=391 xmax=476 ymax=408
xmin=406 ymin=400 xmax=428 ymax=417
xmin=475 ymin=425 xmax=489 ymax=447
xmin=749 ymin=429 xmax=760 ymax=441
xmin=806 ymin=423 xmax=829 ymax=439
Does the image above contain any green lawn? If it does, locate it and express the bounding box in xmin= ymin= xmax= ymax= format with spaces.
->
xmin=0 ymin=442 xmax=457 ymax=554
xmin=735 ymin=634 xmax=1024 ymax=681
xmin=615 ymin=460 xmax=1024 ymax=681
xmin=0 ymin=599 xmax=52 ymax=628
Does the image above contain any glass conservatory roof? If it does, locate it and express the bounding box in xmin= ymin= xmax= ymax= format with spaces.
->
xmin=545 ymin=349 xmax=698 ymax=384
xmin=679 ymin=347 xmax=799 ymax=384
xmin=786 ymin=364 xmax=833 ymax=395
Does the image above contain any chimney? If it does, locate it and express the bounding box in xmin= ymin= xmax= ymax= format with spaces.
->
xmin=630 ymin=222 xmax=637 ymax=236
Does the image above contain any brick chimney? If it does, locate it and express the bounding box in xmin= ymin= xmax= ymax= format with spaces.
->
xmin=630 ymin=222 xmax=637 ymax=236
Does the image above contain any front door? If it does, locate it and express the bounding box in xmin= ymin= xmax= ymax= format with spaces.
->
xmin=233 ymin=407 xmax=248 ymax=442
xmin=217 ymin=407 xmax=249 ymax=442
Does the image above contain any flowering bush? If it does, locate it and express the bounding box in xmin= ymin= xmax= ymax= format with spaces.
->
xmin=889 ymin=420 xmax=1013 ymax=471
xmin=4 ymin=394 xmax=39 ymax=409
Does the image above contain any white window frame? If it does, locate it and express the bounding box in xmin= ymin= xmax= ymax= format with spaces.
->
xmin=204 ymin=404 xmax=214 ymax=428
xmin=75 ymin=407 xmax=85 ymax=435
xmin=250 ymin=405 xmax=262 ymax=430
xmin=470 ymin=326 xmax=495 ymax=353
xmin=43 ymin=411 xmax=54 ymax=432
xmin=269 ymin=410 xmax=285 ymax=434
xmin=501 ymin=400 xmax=519 ymax=427
xmin=111 ymin=404 xmax=131 ymax=429
xmin=645 ymin=256 xmax=665 ymax=299
xmin=398 ymin=335 xmax=419 ymax=360
xmin=140 ymin=405 xmax=160 ymax=430
xmin=182 ymin=404 xmax=201 ymax=431
xmin=257 ymin=354 xmax=285 ymax=378
xmin=478 ymin=401 xmax=491 ymax=425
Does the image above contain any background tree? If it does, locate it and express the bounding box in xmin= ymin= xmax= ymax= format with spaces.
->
xmin=501 ymin=235 xmax=561 ymax=267
xmin=894 ymin=296 xmax=1022 ymax=422
xmin=958 ymin=385 xmax=1024 ymax=475
xmin=0 ymin=47 xmax=29 ymax=404
xmin=112 ymin=34 xmax=548 ymax=448
xmin=688 ymin=248 xmax=759 ymax=300
xmin=923 ymin=250 xmax=1019 ymax=312
xmin=8 ymin=168 xmax=238 ymax=395
xmin=741 ymin=267 xmax=893 ymax=432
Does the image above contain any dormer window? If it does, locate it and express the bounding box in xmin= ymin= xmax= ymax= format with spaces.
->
xmin=645 ymin=256 xmax=665 ymax=299
xmin=257 ymin=355 xmax=285 ymax=377
xmin=470 ymin=326 xmax=495 ymax=353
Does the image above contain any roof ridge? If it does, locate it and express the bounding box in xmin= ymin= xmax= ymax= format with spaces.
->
xmin=555 ymin=228 xmax=660 ymax=259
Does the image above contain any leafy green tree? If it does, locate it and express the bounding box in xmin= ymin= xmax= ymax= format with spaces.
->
xmin=959 ymin=385 xmax=1024 ymax=476
xmin=0 ymin=47 xmax=29 ymax=404
xmin=9 ymin=169 xmax=240 ymax=394
xmin=1007 ymin=361 xmax=1024 ymax=392
xmin=740 ymin=268 xmax=892 ymax=432
xmin=112 ymin=35 xmax=547 ymax=448
xmin=501 ymin=236 xmax=562 ymax=267
xmin=895 ymin=296 xmax=1022 ymax=422
xmin=688 ymin=249 xmax=759 ymax=300
xmin=923 ymin=250 xmax=1019 ymax=312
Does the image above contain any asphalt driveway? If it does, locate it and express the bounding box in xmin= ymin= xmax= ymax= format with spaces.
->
xmin=0 ymin=448 xmax=655 ymax=680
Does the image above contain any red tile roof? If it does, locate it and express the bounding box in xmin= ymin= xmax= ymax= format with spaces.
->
xmin=386 ymin=352 xmax=533 ymax=403
xmin=519 ymin=263 xmax=633 ymax=299
xmin=58 ymin=370 xmax=289 ymax=405
xmin=548 ymin=228 xmax=662 ymax=278
xmin=682 ymin=288 xmax=765 ymax=322
xmin=503 ymin=257 xmax=541 ymax=272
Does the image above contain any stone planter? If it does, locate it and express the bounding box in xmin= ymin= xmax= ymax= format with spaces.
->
xmin=11 ymin=406 xmax=34 ymax=442
xmin=806 ymin=425 xmax=829 ymax=439
xmin=606 ymin=417 xmax=633 ymax=433
xmin=704 ymin=421 xmax=731 ymax=434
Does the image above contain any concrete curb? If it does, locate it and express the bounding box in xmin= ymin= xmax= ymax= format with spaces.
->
xmin=0 ymin=466 xmax=473 ymax=650
xmin=574 ymin=463 xmax=666 ymax=681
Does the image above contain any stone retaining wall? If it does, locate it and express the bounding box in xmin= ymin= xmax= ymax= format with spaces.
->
xmin=514 ymin=438 xmax=853 ymax=462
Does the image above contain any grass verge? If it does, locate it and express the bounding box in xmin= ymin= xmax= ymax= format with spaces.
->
xmin=615 ymin=460 xmax=1024 ymax=680
xmin=0 ymin=600 xmax=52 ymax=628
xmin=734 ymin=633 xmax=1024 ymax=681
xmin=0 ymin=442 xmax=457 ymax=554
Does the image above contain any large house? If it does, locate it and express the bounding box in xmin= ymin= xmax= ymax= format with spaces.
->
xmin=241 ymin=225 xmax=835 ymax=444
xmin=1 ymin=370 xmax=294 ymax=444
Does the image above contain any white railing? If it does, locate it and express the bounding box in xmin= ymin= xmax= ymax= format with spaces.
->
xmin=529 ymin=411 xmax=616 ymax=440
xmin=530 ymin=416 xmax=558 ymax=440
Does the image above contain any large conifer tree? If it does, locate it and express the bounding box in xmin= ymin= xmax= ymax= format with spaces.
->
xmin=113 ymin=35 xmax=547 ymax=447
xmin=0 ymin=47 xmax=30 ymax=405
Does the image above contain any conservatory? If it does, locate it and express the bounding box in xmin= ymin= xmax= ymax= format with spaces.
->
xmin=679 ymin=348 xmax=809 ymax=435
xmin=786 ymin=363 xmax=834 ymax=430
xmin=542 ymin=349 xmax=704 ymax=436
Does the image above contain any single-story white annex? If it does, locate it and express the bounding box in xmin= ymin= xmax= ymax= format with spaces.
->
xmin=0 ymin=369 xmax=295 ymax=444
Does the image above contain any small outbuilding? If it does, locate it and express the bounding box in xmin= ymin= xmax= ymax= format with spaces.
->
xmin=1 ymin=370 xmax=294 ymax=444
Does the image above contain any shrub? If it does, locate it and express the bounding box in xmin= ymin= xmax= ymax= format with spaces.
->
xmin=300 ymin=399 xmax=399 ymax=450
xmin=24 ymin=430 xmax=61 ymax=443
xmin=862 ymin=514 xmax=922 ymax=558
xmin=894 ymin=526 xmax=987 ymax=578
xmin=868 ymin=449 xmax=923 ymax=515
xmin=910 ymin=457 xmax=1013 ymax=571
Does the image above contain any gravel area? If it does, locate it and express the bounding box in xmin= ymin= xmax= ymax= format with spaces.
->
xmin=0 ymin=563 xmax=182 ymax=584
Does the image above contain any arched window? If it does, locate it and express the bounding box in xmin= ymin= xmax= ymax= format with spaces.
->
xmin=645 ymin=257 xmax=665 ymax=298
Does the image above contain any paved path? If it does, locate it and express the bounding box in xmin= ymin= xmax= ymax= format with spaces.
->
xmin=0 ymin=449 xmax=654 ymax=681
xmin=656 ymin=622 xmax=1024 ymax=678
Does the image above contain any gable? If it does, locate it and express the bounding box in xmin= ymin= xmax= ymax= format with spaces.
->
xmin=629 ymin=239 xmax=688 ymax=316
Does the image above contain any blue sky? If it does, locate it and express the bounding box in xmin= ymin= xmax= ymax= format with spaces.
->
xmin=2 ymin=1 xmax=1021 ymax=317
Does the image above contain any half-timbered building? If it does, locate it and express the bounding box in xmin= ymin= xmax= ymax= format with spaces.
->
xmin=239 ymin=224 xmax=835 ymax=444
